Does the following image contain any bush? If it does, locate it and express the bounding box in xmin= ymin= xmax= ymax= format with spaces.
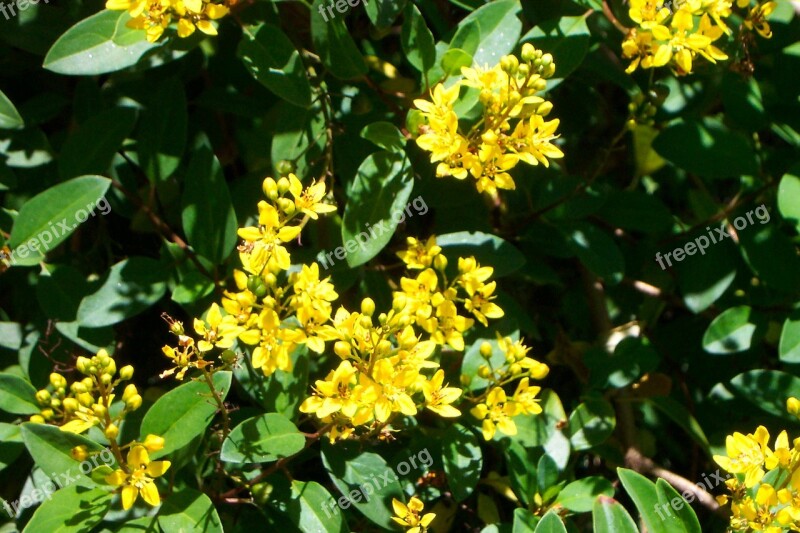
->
xmin=0 ymin=0 xmax=798 ymax=531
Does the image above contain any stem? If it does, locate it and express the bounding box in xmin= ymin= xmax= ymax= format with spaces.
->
xmin=201 ymin=368 xmax=230 ymax=439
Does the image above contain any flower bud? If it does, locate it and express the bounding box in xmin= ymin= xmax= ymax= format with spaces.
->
xmin=509 ymin=363 xmax=522 ymax=375
xmin=78 ymin=392 xmax=94 ymax=407
xmin=263 ymin=177 xmax=279 ymax=200
xmin=788 ymin=397 xmax=800 ymax=416
xmin=71 ymin=382 xmax=87 ymax=394
xmin=63 ymin=398 xmax=79 ymax=412
xmin=36 ymin=390 xmax=51 ymax=405
xmin=50 ymin=398 xmax=62 ymax=409
xmin=530 ymin=362 xmax=550 ymax=380
xmin=71 ymin=445 xmax=88 ymax=461
xmin=30 ymin=415 xmax=45 ymax=424
xmin=93 ymin=404 xmax=107 ymax=418
xmin=143 ymin=434 xmax=165 ymax=452
xmin=434 ymin=254 xmax=448 ymax=271
xmin=480 ymin=342 xmax=493 ymax=359
xmin=277 ymin=177 xmax=290 ymax=195
xmin=105 ymin=424 xmax=119 ymax=440
xmin=521 ymin=43 xmax=536 ymax=62
xmin=536 ymin=101 xmax=553 ymax=117
xmin=359 ymin=298 xmax=375 ymax=316
xmin=122 ymin=384 xmax=138 ymax=402
xmin=276 ymin=160 xmax=295 ymax=176
xmin=460 ymin=374 xmax=472 ymax=386
xmin=334 ymin=341 xmax=352 ymax=359
xmin=100 ymin=373 xmax=112 ymax=385
xmin=393 ymin=294 xmax=408 ymax=312
xmin=126 ymin=395 xmax=143 ymax=411
xmin=478 ymin=365 xmax=492 ymax=379
xmin=76 ymin=357 xmax=91 ymax=374
xmin=359 ymin=315 xmax=373 ymax=329
xmin=500 ymin=54 xmax=519 ymax=73
xmin=104 ymin=359 xmax=116 ymax=377
xmin=41 ymin=408 xmax=54 ymax=420
xmin=221 ymin=350 xmax=238 ymax=365
xmin=119 ymin=365 xmax=134 ymax=381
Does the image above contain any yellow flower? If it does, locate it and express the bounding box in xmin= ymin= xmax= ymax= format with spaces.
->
xmin=512 ymin=378 xmax=543 ymax=415
xmin=421 ymin=300 xmax=474 ymax=351
xmin=471 ymin=387 xmax=519 ymax=440
xmin=392 ymin=497 xmax=435 ymax=533
xmin=106 ymin=446 xmax=171 ymax=510
xmin=397 ymin=237 xmax=442 ymax=270
xmin=288 ymin=174 xmax=337 ymax=220
xmin=745 ymin=2 xmax=776 ymax=38
xmin=629 ymin=0 xmax=670 ymax=28
xmin=463 ymin=280 xmax=504 ymax=327
xmin=300 ymin=361 xmax=361 ymax=419
xmin=422 ymin=370 xmax=462 ymax=417
xmin=714 ymin=425 xmax=771 ymax=487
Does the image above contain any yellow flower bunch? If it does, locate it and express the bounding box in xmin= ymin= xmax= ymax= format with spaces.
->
xmin=31 ymin=350 xmax=170 ymax=510
xmin=413 ymin=45 xmax=563 ymax=198
xmin=31 ymin=349 xmax=139 ymax=438
xmin=160 ymin=174 xmax=338 ymax=380
xmin=713 ymin=398 xmax=800 ymax=531
xmin=105 ymin=0 xmax=235 ymax=42
xmin=392 ymin=496 xmax=435 ymax=533
xmin=300 ymin=236 xmax=506 ymax=442
xmin=622 ymin=0 xmax=776 ymax=75
xmin=465 ymin=336 xmax=549 ymax=440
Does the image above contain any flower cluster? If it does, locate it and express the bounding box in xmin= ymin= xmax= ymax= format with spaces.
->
xmin=622 ymin=0 xmax=776 ymax=75
xmin=392 ymin=497 xmax=435 ymax=533
xmin=31 ymin=349 xmax=139 ymax=438
xmin=464 ymin=336 xmax=549 ymax=440
xmin=105 ymin=0 xmax=236 ymax=42
xmin=31 ymin=350 xmax=170 ymax=510
xmin=160 ymin=174 xmax=338 ymax=380
xmin=300 ymin=236 xmax=505 ymax=442
xmin=413 ymin=45 xmax=563 ymax=198
xmin=712 ymin=397 xmax=800 ymax=531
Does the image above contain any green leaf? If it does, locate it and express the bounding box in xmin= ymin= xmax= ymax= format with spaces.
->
xmin=649 ymin=396 xmax=709 ymax=449
xmin=221 ymin=413 xmax=306 ymax=464
xmin=555 ymin=476 xmax=614 ymax=513
xmin=43 ymin=10 xmax=162 ymax=75
xmin=729 ymin=370 xmax=800 ymax=420
xmin=739 ymin=220 xmax=800 ymax=293
xmin=702 ymin=306 xmax=763 ymax=355
xmin=341 ymin=151 xmax=414 ymax=267
xmin=158 ymin=489 xmax=223 ymax=533
xmin=596 ymin=191 xmax=672 ymax=234
xmin=453 ymin=0 xmax=522 ymax=67
xmin=568 ymin=398 xmax=616 ymax=451
xmin=441 ymin=48 xmax=473 ymax=76
xmin=77 ymin=257 xmax=168 ymax=328
xmin=0 ymin=89 xmax=24 ymax=130
xmin=778 ymin=169 xmax=800 ymax=233
xmin=0 ymin=423 xmax=24 ymax=472
xmin=360 ymin=122 xmax=407 ymax=153
xmin=652 ymin=118 xmax=758 ymax=178
xmin=442 ymin=424 xmax=482 ymax=502
xmin=140 ymin=371 xmax=232 ymax=458
xmin=401 ymin=4 xmax=436 ymax=73
xmin=513 ymin=508 xmax=540 ymax=532
xmin=287 ymin=480 xmax=345 ymax=533
xmin=7 ymin=175 xmax=111 ymax=266
xmin=138 ymin=78 xmax=187 ymax=182
xmin=321 ymin=442 xmax=404 ymax=529
xmin=436 ymin=231 xmax=526 ymax=277
xmin=617 ymin=468 xmax=668 ymax=533
xmin=564 ymin=222 xmax=624 ymax=284
xmin=592 ymin=496 xmax=638 ymax=533
xmin=675 ymin=235 xmax=738 ymax=313
xmin=586 ymin=337 xmax=659 ymax=389
xmin=522 ymin=14 xmax=591 ymax=79
xmin=238 ymin=24 xmax=312 ymax=108
xmin=20 ymin=423 xmax=108 ymax=487
xmin=311 ymin=0 xmax=367 ymax=79
xmin=59 ymin=107 xmax=137 ymax=179
xmin=0 ymin=373 xmax=39 ymax=415
xmin=182 ymin=137 xmax=239 ymax=264
xmin=36 ymin=265 xmax=90 ymax=321
xmin=534 ymin=510 xmax=567 ymax=533
xmin=365 ymin=0 xmax=407 ymax=28
xmin=780 ymin=310 xmax=800 ymax=363
xmin=655 ymin=478 xmax=701 ymax=533
xmin=22 ymin=485 xmax=112 ymax=533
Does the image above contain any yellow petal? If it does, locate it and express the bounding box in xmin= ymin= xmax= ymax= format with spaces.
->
xmin=139 ymin=480 xmax=161 ymax=506
xmin=121 ymin=485 xmax=138 ymax=510
xmin=146 ymin=460 xmax=171 ymax=478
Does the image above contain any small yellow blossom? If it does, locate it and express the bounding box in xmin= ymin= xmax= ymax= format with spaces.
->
xmin=392 ymin=497 xmax=435 ymax=533
xmin=106 ymin=446 xmax=171 ymax=510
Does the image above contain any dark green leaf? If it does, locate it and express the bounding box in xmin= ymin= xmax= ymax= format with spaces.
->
xmin=0 ymin=373 xmax=39 ymax=415
xmin=442 ymin=424 xmax=482 ymax=502
xmin=564 ymin=222 xmax=624 ymax=284
xmin=138 ymin=78 xmax=187 ymax=182
xmin=441 ymin=48 xmax=473 ymax=76
xmin=22 ymin=485 xmax=112 ymax=533
xmin=0 ymin=89 xmax=24 ymax=130
xmin=77 ymin=257 xmax=168 ymax=328
xmin=729 ymin=370 xmax=800 ymax=420
xmin=401 ymin=4 xmax=436 ymax=73
xmin=568 ymin=398 xmax=616 ymax=451
xmin=617 ymin=468 xmax=668 ymax=533
xmin=702 ymin=306 xmax=763 ymax=355
xmin=238 ymin=24 xmax=312 ymax=108
xmin=555 ymin=476 xmax=614 ymax=513
xmin=158 ymin=489 xmax=223 ymax=533
xmin=592 ymin=496 xmax=638 ymax=533
xmin=311 ymin=0 xmax=367 ymax=79
xmin=780 ymin=310 xmax=800 ymax=363
xmin=522 ymin=15 xmax=591 ymax=79
xmin=655 ymin=478 xmax=701 ymax=533
xmin=59 ymin=107 xmax=137 ymax=179
xmin=360 ymin=122 xmax=406 ymax=153
xmin=739 ymin=217 xmax=800 ymax=293
xmin=221 ymin=413 xmax=305 ymax=464
xmin=20 ymin=423 xmax=108 ymax=487
xmin=287 ymin=480 xmax=345 ymax=533
xmin=778 ymin=169 xmax=800 ymax=233
xmin=437 ymin=231 xmax=526 ymax=277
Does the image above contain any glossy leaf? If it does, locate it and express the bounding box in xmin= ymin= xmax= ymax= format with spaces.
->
xmin=0 ymin=89 xmax=24 ymax=130
xmin=568 ymin=398 xmax=616 ymax=451
xmin=534 ymin=510 xmax=567 ymax=533
xmin=59 ymin=107 xmax=137 ymax=179
xmin=702 ymin=306 xmax=763 ymax=355
xmin=401 ymin=4 xmax=436 ymax=73
xmin=22 ymin=485 xmax=112 ymax=533
xmin=20 ymin=423 xmax=107 ymax=487
xmin=0 ymin=373 xmax=39 ymax=415
xmin=554 ymin=476 xmax=614 ymax=513
xmin=592 ymin=496 xmax=638 ymax=533
xmin=442 ymin=424 xmax=482 ymax=502
xmin=311 ymin=0 xmax=367 ymax=79
xmin=158 ymin=489 xmax=223 ymax=533
xmin=617 ymin=468 xmax=668 ymax=533
xmin=655 ymin=478 xmax=701 ymax=533
xmin=221 ymin=413 xmax=306 ymax=464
